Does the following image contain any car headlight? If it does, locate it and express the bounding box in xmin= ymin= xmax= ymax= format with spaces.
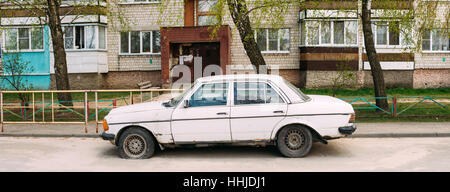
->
xmin=103 ymin=119 xmax=109 ymax=131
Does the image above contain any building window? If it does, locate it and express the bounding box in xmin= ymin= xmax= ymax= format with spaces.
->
xmin=3 ymin=27 xmax=44 ymax=51
xmin=63 ymin=25 xmax=106 ymax=50
xmin=345 ymin=21 xmax=358 ymax=44
xmin=372 ymin=21 xmax=401 ymax=46
xmin=299 ymin=21 xmax=306 ymax=46
xmin=400 ymin=22 xmax=413 ymax=46
xmin=306 ymin=21 xmax=319 ymax=45
xmin=422 ymin=29 xmax=449 ymax=51
xmin=120 ymin=31 xmax=161 ymax=54
xmin=301 ymin=20 xmax=357 ymax=46
xmin=99 ymin=26 xmax=106 ymax=49
xmin=321 ymin=21 xmax=331 ymax=44
xmin=255 ymin=28 xmax=290 ymax=52
xmin=333 ymin=21 xmax=345 ymax=44
xmin=197 ymin=0 xmax=218 ymax=26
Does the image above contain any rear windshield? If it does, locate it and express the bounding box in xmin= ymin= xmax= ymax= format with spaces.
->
xmin=284 ymin=80 xmax=311 ymax=102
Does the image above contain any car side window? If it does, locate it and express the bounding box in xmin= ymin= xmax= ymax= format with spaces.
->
xmin=189 ymin=82 xmax=228 ymax=107
xmin=234 ymin=82 xmax=284 ymax=105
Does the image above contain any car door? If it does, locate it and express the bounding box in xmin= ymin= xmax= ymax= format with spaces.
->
xmin=230 ymin=81 xmax=288 ymax=141
xmin=171 ymin=82 xmax=231 ymax=143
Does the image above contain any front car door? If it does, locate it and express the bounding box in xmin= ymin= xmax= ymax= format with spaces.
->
xmin=230 ymin=81 xmax=288 ymax=141
xmin=171 ymin=82 xmax=231 ymax=143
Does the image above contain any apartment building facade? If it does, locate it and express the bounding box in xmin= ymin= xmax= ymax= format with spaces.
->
xmin=1 ymin=0 xmax=449 ymax=90
xmin=107 ymin=0 xmax=301 ymax=88
xmin=108 ymin=0 xmax=449 ymax=89
xmin=0 ymin=0 xmax=107 ymax=90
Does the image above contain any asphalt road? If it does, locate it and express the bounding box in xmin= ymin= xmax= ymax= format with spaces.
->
xmin=0 ymin=137 xmax=449 ymax=172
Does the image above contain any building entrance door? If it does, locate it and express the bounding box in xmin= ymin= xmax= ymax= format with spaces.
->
xmin=171 ymin=42 xmax=220 ymax=83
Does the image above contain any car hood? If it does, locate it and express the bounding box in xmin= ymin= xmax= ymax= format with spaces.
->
xmin=108 ymin=100 xmax=169 ymax=115
xmin=105 ymin=100 xmax=174 ymax=125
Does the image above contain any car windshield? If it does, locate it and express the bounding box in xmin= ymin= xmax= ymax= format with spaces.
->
xmin=167 ymin=82 xmax=196 ymax=107
xmin=284 ymin=79 xmax=311 ymax=101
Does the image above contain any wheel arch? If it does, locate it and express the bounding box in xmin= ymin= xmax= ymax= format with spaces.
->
xmin=115 ymin=125 xmax=162 ymax=149
xmin=273 ymin=123 xmax=328 ymax=144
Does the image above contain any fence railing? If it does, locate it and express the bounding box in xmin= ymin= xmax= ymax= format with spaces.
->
xmin=338 ymin=96 xmax=450 ymax=118
xmin=0 ymin=89 xmax=183 ymax=133
xmin=0 ymin=90 xmax=448 ymax=133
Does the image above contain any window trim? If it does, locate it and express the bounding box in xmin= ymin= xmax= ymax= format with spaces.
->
xmin=196 ymin=0 xmax=218 ymax=26
xmin=371 ymin=20 xmax=410 ymax=48
xmin=422 ymin=28 xmax=450 ymax=53
xmin=300 ymin=19 xmax=358 ymax=47
xmin=231 ymin=80 xmax=287 ymax=106
xmin=62 ymin=24 xmax=107 ymax=51
xmin=187 ymin=82 xmax=230 ymax=108
xmin=119 ymin=30 xmax=161 ymax=55
xmin=2 ymin=26 xmax=45 ymax=52
xmin=254 ymin=28 xmax=291 ymax=53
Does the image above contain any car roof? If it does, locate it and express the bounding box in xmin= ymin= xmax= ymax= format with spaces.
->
xmin=196 ymin=74 xmax=285 ymax=83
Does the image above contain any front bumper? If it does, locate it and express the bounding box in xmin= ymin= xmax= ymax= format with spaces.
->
xmin=338 ymin=125 xmax=357 ymax=135
xmin=101 ymin=132 xmax=115 ymax=141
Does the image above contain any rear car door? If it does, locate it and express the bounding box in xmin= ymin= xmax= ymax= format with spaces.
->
xmin=230 ymin=81 xmax=288 ymax=141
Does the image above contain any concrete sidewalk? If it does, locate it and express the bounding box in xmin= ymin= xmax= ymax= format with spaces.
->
xmin=0 ymin=122 xmax=449 ymax=138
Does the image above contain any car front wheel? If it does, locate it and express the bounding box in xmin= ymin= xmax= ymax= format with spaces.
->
xmin=118 ymin=128 xmax=155 ymax=159
xmin=276 ymin=125 xmax=313 ymax=158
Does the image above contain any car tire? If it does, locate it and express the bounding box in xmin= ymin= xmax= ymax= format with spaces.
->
xmin=276 ymin=125 xmax=313 ymax=158
xmin=118 ymin=127 xmax=155 ymax=159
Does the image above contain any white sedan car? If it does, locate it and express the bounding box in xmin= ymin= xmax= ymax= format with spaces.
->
xmin=102 ymin=74 xmax=356 ymax=159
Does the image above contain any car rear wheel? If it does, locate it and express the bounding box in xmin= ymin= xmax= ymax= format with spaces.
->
xmin=118 ymin=128 xmax=155 ymax=159
xmin=276 ymin=125 xmax=313 ymax=158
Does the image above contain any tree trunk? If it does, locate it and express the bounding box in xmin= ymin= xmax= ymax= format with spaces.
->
xmin=361 ymin=0 xmax=389 ymax=111
xmin=226 ymin=0 xmax=266 ymax=73
xmin=46 ymin=0 xmax=73 ymax=106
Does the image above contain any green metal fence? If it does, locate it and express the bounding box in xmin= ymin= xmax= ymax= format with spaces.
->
xmin=0 ymin=89 xmax=183 ymax=133
xmin=339 ymin=96 xmax=450 ymax=118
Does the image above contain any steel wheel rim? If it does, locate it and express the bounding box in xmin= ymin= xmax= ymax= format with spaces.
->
xmin=123 ymin=134 xmax=147 ymax=158
xmin=285 ymin=129 xmax=305 ymax=150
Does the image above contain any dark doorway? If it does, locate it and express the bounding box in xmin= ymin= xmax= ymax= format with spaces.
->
xmin=171 ymin=42 xmax=220 ymax=83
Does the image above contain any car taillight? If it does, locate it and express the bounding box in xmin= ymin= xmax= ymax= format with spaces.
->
xmin=103 ymin=119 xmax=109 ymax=131
xmin=349 ymin=114 xmax=355 ymax=123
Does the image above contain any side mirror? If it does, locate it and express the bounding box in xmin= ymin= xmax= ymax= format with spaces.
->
xmin=183 ymin=100 xmax=190 ymax=108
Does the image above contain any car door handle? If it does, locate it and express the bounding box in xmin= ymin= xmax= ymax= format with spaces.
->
xmin=217 ymin=112 xmax=228 ymax=115
xmin=273 ymin=110 xmax=284 ymax=114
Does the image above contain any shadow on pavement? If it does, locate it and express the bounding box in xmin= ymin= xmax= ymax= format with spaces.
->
xmin=101 ymin=142 xmax=351 ymax=159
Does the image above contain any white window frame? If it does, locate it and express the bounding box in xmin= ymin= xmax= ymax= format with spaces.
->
xmin=300 ymin=19 xmax=358 ymax=47
xmin=254 ymin=28 xmax=290 ymax=53
xmin=233 ymin=81 xmax=286 ymax=106
xmin=62 ymin=24 xmax=107 ymax=51
xmin=119 ymin=30 xmax=161 ymax=55
xmin=98 ymin=25 xmax=107 ymax=50
xmin=422 ymin=28 xmax=450 ymax=53
xmin=371 ymin=20 xmax=410 ymax=48
xmin=2 ymin=26 xmax=45 ymax=52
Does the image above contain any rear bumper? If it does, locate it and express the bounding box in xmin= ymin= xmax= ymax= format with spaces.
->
xmin=338 ymin=125 xmax=357 ymax=135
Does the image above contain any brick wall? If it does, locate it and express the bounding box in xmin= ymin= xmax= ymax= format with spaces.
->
xmin=107 ymin=1 xmax=184 ymax=72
